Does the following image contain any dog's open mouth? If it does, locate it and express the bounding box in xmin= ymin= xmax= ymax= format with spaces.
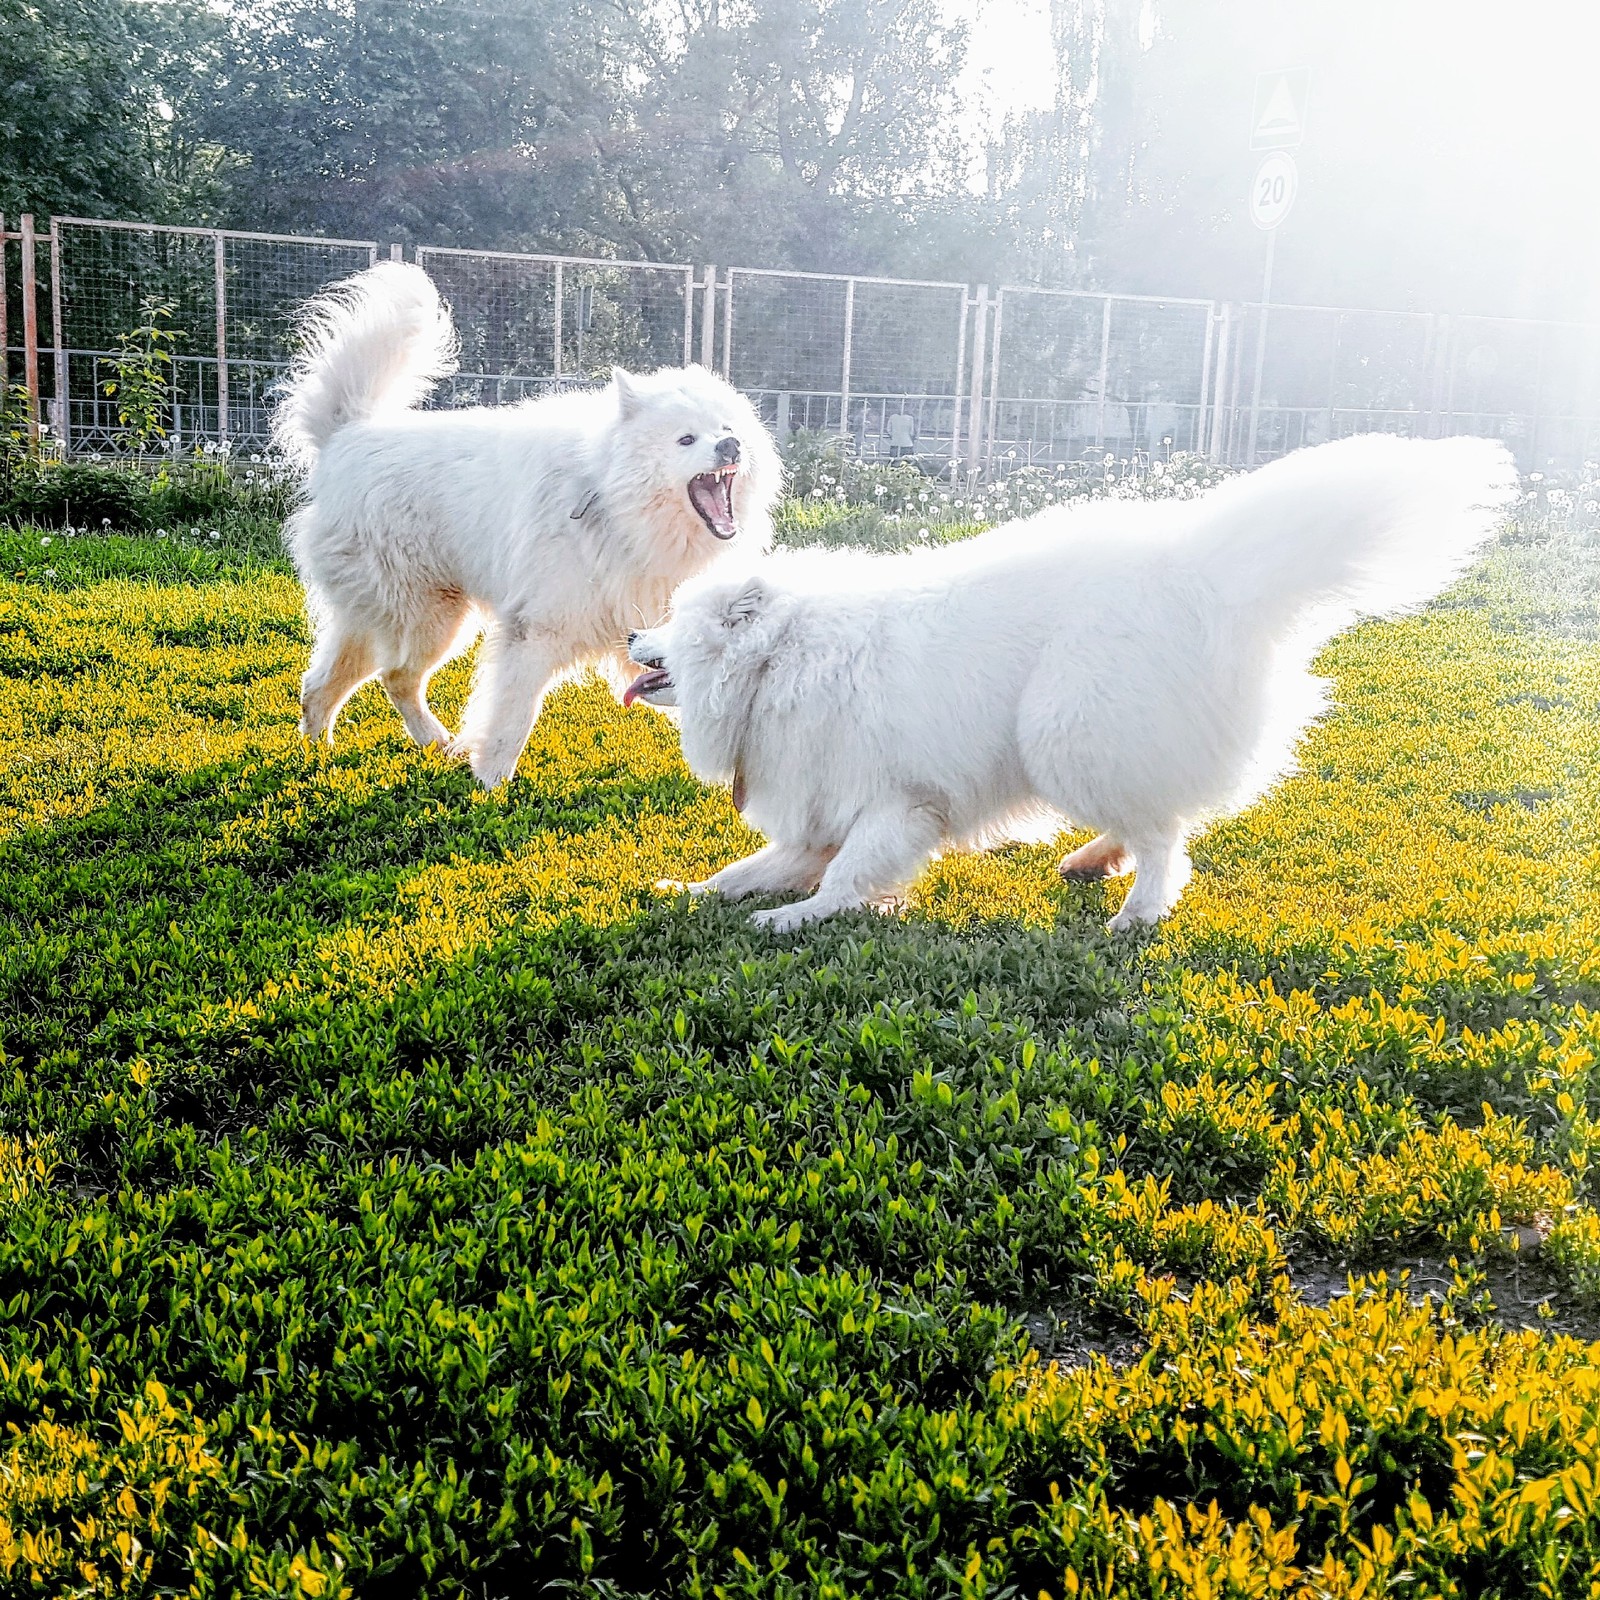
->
xmin=688 ymin=465 xmax=739 ymax=540
xmin=623 ymin=661 xmax=676 ymax=708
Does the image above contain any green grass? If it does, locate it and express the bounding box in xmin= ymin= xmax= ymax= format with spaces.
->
xmin=0 ymin=492 xmax=1596 ymax=1596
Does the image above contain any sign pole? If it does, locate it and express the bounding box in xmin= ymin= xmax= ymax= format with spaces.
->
xmin=1243 ymin=68 xmax=1307 ymax=467
xmin=1247 ymin=229 xmax=1276 ymax=466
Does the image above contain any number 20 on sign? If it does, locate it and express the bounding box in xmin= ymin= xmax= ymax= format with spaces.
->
xmin=1250 ymin=151 xmax=1298 ymax=231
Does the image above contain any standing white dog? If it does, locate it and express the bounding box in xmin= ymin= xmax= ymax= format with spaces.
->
xmin=624 ymin=435 xmax=1516 ymax=932
xmin=274 ymin=262 xmax=779 ymax=786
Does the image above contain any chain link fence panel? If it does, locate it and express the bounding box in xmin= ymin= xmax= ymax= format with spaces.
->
xmin=724 ymin=269 xmax=967 ymax=463
xmin=416 ymin=248 xmax=695 ymax=406
xmin=987 ymin=289 xmax=1215 ymax=468
xmin=14 ymin=212 xmax=1600 ymax=475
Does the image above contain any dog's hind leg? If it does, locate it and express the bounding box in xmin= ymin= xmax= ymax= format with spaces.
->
xmin=751 ymin=804 xmax=944 ymax=934
xmin=377 ymin=589 xmax=472 ymax=754
xmin=685 ymin=841 xmax=836 ymax=901
xmin=301 ymin=624 xmax=376 ymax=743
xmin=1058 ymin=833 xmax=1134 ymax=882
xmin=455 ymin=620 xmax=560 ymax=787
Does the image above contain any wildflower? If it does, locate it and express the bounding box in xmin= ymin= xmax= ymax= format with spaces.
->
xmin=209 ymin=530 xmax=221 ymax=541
xmin=40 ymin=536 xmax=52 ymax=546
xmin=102 ymin=517 xmax=112 ymax=528
xmin=43 ymin=567 xmax=56 ymax=578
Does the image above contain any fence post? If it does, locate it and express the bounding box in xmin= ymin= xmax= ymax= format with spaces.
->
xmin=1096 ymin=296 xmax=1111 ymax=447
xmin=49 ymin=217 xmax=68 ymax=456
xmin=840 ymin=277 xmax=855 ymax=441
xmin=214 ymin=232 xmax=229 ymax=448
xmin=552 ymin=260 xmax=563 ymax=379
xmin=1433 ymin=312 xmax=1459 ymax=441
xmin=699 ymin=268 xmax=717 ymax=368
xmin=1196 ymin=302 xmax=1217 ymax=456
xmin=720 ymin=269 xmax=732 ymax=380
xmin=1207 ymin=305 xmax=1232 ymax=461
xmin=950 ymin=281 xmax=967 ymax=472
xmin=0 ymin=214 xmax=8 ymax=403
xmin=390 ymin=243 xmax=404 ymax=262
xmin=965 ymin=285 xmax=989 ymax=474
xmin=985 ymin=289 xmax=1003 ymax=473
xmin=19 ymin=214 xmax=40 ymax=444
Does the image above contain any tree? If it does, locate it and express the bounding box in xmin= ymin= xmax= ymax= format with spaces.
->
xmin=1 ymin=0 xmax=152 ymax=217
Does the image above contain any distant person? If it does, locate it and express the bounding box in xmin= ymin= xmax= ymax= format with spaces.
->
xmin=885 ymin=409 xmax=917 ymax=459
xmin=1142 ymin=380 xmax=1180 ymax=454
xmin=1101 ymin=386 xmax=1133 ymax=458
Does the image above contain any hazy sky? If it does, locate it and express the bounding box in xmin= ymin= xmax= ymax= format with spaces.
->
xmin=950 ymin=0 xmax=1056 ymax=137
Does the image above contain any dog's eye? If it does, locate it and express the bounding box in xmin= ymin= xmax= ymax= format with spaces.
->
xmin=678 ymin=434 xmax=696 ymax=446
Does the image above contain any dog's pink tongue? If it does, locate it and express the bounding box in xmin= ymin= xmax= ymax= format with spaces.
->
xmin=623 ymin=667 xmax=670 ymax=707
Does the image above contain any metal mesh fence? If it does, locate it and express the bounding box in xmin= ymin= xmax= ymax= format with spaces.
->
xmin=417 ymin=248 xmax=696 ymax=406
xmin=9 ymin=211 xmax=1600 ymax=473
xmin=988 ymin=289 xmax=1215 ymax=466
xmin=725 ymin=270 xmax=967 ymax=460
xmin=221 ymin=233 xmax=382 ymax=445
xmin=53 ymin=220 xmax=376 ymax=454
xmin=1440 ymin=317 xmax=1600 ymax=468
xmin=1220 ymin=304 xmax=1438 ymax=462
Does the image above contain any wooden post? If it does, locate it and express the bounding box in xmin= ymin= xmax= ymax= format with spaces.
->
xmin=0 ymin=213 xmax=8 ymax=392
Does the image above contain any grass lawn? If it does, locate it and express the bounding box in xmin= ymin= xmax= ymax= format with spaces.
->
xmin=0 ymin=492 xmax=1597 ymax=1597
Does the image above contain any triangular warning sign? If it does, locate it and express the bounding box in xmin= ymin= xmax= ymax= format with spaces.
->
xmin=1250 ymin=68 xmax=1308 ymax=150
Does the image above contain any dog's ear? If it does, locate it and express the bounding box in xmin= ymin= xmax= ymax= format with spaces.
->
xmin=612 ymin=367 xmax=641 ymax=418
xmin=721 ymin=576 xmax=767 ymax=629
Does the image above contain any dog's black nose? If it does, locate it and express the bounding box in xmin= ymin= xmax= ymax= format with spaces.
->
xmin=716 ymin=435 xmax=741 ymax=466
xmin=627 ymin=630 xmax=638 ymax=648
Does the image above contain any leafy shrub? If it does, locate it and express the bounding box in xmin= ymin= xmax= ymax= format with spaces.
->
xmin=1 ymin=461 xmax=150 ymax=530
xmin=100 ymin=299 xmax=183 ymax=453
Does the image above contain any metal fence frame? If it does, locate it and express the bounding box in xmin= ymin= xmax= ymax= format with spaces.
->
xmin=720 ymin=266 xmax=970 ymax=464
xmin=49 ymin=217 xmax=379 ymax=455
xmin=415 ymin=245 xmax=699 ymax=406
xmin=984 ymin=285 xmax=1219 ymax=470
xmin=7 ymin=210 xmax=1600 ymax=475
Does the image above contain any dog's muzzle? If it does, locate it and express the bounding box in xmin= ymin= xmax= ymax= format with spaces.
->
xmin=623 ymin=640 xmax=677 ymax=707
xmin=688 ymin=445 xmax=740 ymax=541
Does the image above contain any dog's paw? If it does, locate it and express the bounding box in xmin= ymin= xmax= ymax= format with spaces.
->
xmin=1106 ymin=905 xmax=1162 ymax=935
xmin=470 ymin=753 xmax=521 ymax=788
xmin=654 ymin=878 xmax=708 ymax=896
xmin=751 ymin=902 xmax=818 ymax=934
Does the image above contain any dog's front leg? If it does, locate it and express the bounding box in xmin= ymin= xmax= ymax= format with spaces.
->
xmin=751 ymin=804 xmax=943 ymax=934
xmin=679 ymin=841 xmax=835 ymax=901
xmin=457 ymin=622 xmax=560 ymax=787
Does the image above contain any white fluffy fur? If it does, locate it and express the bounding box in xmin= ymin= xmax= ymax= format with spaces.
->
xmin=628 ymin=434 xmax=1518 ymax=932
xmin=275 ymin=261 xmax=780 ymax=786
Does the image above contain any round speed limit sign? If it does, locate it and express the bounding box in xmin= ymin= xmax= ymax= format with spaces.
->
xmin=1250 ymin=150 xmax=1298 ymax=230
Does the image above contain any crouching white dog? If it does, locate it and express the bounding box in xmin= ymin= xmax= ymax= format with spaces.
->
xmin=274 ymin=262 xmax=779 ymax=786
xmin=624 ymin=435 xmax=1516 ymax=932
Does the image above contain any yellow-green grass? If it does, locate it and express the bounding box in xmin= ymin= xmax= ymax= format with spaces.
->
xmin=0 ymin=512 xmax=1596 ymax=1596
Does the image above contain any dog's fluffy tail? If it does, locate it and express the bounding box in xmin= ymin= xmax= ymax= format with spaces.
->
xmin=1190 ymin=434 xmax=1518 ymax=638
xmin=272 ymin=262 xmax=458 ymax=472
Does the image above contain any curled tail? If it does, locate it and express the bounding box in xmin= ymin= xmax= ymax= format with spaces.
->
xmin=272 ymin=262 xmax=457 ymax=472
xmin=1190 ymin=434 xmax=1519 ymax=640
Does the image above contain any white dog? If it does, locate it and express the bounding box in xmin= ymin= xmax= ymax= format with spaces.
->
xmin=624 ymin=435 xmax=1516 ymax=932
xmin=273 ymin=262 xmax=779 ymax=786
